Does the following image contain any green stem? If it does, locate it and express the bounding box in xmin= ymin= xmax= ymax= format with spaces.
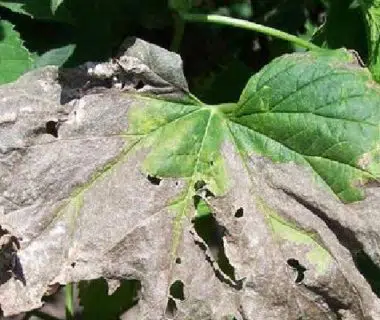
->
xmin=171 ymin=13 xmax=185 ymax=52
xmin=182 ymin=13 xmax=321 ymax=51
xmin=65 ymin=283 xmax=74 ymax=320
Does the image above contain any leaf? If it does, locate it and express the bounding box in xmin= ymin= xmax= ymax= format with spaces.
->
xmin=312 ymin=0 xmax=368 ymax=60
xmin=233 ymin=49 xmax=380 ymax=202
xmin=0 ymin=0 xmax=72 ymax=22
xmin=315 ymin=0 xmax=380 ymax=83
xmin=32 ymin=44 xmax=75 ymax=69
xmin=0 ymin=20 xmax=34 ymax=84
xmin=360 ymin=0 xmax=380 ymax=82
xmin=1 ymin=39 xmax=380 ymax=319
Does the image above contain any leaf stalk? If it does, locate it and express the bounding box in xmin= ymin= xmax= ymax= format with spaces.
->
xmin=65 ymin=283 xmax=74 ymax=320
xmin=182 ymin=13 xmax=321 ymax=51
xmin=171 ymin=13 xmax=186 ymax=52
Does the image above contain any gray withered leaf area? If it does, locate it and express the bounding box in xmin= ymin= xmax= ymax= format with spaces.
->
xmin=1 ymin=37 xmax=380 ymax=319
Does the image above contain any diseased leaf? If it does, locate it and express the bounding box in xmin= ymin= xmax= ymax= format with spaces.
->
xmin=0 ymin=39 xmax=380 ymax=319
xmin=0 ymin=20 xmax=34 ymax=84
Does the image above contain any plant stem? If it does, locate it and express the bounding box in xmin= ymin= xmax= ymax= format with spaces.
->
xmin=171 ymin=13 xmax=185 ymax=52
xmin=65 ymin=283 xmax=74 ymax=320
xmin=182 ymin=13 xmax=321 ymax=51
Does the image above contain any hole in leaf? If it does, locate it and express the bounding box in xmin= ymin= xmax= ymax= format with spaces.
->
xmin=192 ymin=214 xmax=236 ymax=281
xmin=234 ymin=207 xmax=244 ymax=218
xmin=79 ymin=278 xmax=140 ymax=319
xmin=147 ymin=175 xmax=161 ymax=185
xmin=169 ymin=280 xmax=185 ymax=301
xmin=45 ymin=121 xmax=59 ymax=138
xmin=287 ymin=258 xmax=306 ymax=283
xmin=194 ymin=180 xmax=214 ymax=198
xmin=165 ymin=297 xmax=177 ymax=317
xmin=194 ymin=180 xmax=206 ymax=191
xmin=210 ymin=160 xmax=214 ymax=165
xmin=355 ymin=250 xmax=380 ymax=295
xmin=204 ymin=189 xmax=215 ymax=198
xmin=175 ymin=257 xmax=181 ymax=264
xmin=46 ymin=121 xmax=59 ymax=137
xmin=135 ymin=80 xmax=144 ymax=90
xmin=193 ymin=195 xmax=212 ymax=218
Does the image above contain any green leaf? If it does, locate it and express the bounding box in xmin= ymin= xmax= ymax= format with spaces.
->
xmin=32 ymin=44 xmax=75 ymax=69
xmin=360 ymin=0 xmax=380 ymax=82
xmin=231 ymin=49 xmax=379 ymax=202
xmin=0 ymin=20 xmax=34 ymax=84
xmin=0 ymin=0 xmax=72 ymax=22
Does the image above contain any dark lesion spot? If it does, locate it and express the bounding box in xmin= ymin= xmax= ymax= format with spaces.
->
xmin=71 ymin=262 xmax=76 ymax=268
xmin=287 ymin=258 xmax=307 ymax=283
xmin=147 ymin=175 xmax=161 ymax=185
xmin=175 ymin=257 xmax=181 ymax=264
xmin=234 ymin=207 xmax=244 ymax=218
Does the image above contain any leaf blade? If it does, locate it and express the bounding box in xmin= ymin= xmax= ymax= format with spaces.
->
xmin=0 ymin=20 xmax=34 ymax=84
xmin=230 ymin=49 xmax=380 ymax=202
